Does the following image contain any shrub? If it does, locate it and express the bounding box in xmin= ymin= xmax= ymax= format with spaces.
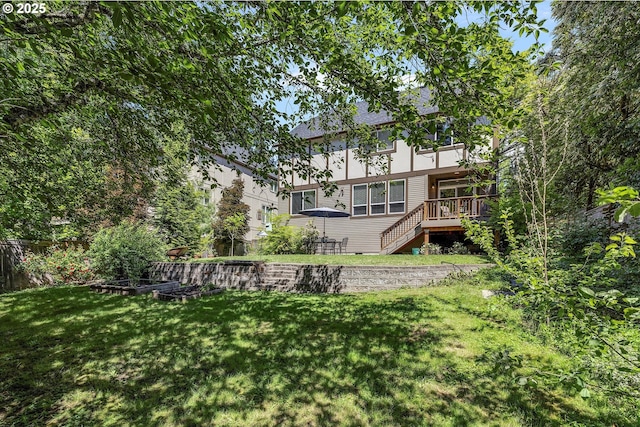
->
xmin=298 ymin=221 xmax=319 ymax=254
xmin=18 ymin=245 xmax=95 ymax=286
xmin=258 ymin=215 xmax=318 ymax=255
xmin=88 ymin=221 xmax=168 ymax=283
xmin=447 ymin=241 xmax=470 ymax=255
xmin=557 ymin=218 xmax=611 ymax=259
xmin=420 ymin=243 xmax=442 ymax=255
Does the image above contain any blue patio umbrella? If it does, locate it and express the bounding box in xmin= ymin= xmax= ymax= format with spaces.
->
xmin=299 ymin=207 xmax=350 ymax=237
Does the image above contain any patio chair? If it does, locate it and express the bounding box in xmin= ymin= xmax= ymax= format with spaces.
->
xmin=338 ymin=237 xmax=348 ymax=254
xmin=324 ymin=239 xmax=337 ymax=255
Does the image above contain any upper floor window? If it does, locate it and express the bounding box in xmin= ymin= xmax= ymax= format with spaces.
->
xmin=437 ymin=122 xmax=454 ymax=146
xmin=199 ymin=186 xmax=211 ymax=205
xmin=419 ymin=120 xmax=454 ymax=152
xmin=359 ymin=128 xmax=396 ymax=154
xmin=291 ymin=190 xmax=316 ymax=214
xmin=372 ymin=129 xmax=395 ymax=152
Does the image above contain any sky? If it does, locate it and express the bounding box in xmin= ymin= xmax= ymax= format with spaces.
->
xmin=496 ymin=0 xmax=555 ymax=53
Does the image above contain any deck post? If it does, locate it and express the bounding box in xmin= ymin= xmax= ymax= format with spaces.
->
xmin=423 ymin=229 xmax=430 ymax=255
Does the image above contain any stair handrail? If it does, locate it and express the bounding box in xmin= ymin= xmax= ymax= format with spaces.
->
xmin=380 ymin=203 xmax=424 ymax=249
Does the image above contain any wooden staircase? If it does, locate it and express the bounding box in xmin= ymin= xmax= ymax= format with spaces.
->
xmin=380 ymin=204 xmax=425 ymax=254
xmin=380 ymin=196 xmax=494 ymax=254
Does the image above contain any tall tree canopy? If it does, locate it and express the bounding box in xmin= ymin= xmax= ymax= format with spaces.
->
xmin=0 ymin=0 xmax=544 ymax=239
xmin=543 ymin=1 xmax=640 ymax=210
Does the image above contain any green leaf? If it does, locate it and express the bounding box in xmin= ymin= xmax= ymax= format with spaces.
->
xmin=578 ymin=287 xmax=595 ymax=297
xmin=112 ymin=7 xmax=123 ymax=28
xmin=623 ymin=307 xmax=640 ymax=319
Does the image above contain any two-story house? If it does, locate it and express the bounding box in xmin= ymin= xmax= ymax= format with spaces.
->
xmin=278 ymin=88 xmax=497 ymax=254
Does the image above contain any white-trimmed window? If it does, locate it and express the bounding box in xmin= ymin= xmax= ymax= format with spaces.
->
xmin=388 ymin=180 xmax=406 ymax=213
xmin=370 ymin=182 xmax=386 ymax=215
xmin=352 ymin=180 xmax=406 ymax=216
xmin=291 ymin=190 xmax=316 ymax=214
xmin=373 ymin=129 xmax=395 ymax=152
xmin=437 ymin=122 xmax=454 ymax=146
xmin=353 ymin=184 xmax=368 ymax=216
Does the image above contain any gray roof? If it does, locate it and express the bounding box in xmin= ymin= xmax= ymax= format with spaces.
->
xmin=291 ymin=87 xmax=438 ymax=140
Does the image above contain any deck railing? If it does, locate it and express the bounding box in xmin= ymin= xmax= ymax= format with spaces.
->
xmin=380 ymin=195 xmax=495 ymax=251
xmin=424 ymin=195 xmax=493 ymax=220
xmin=380 ymin=203 xmax=424 ymax=250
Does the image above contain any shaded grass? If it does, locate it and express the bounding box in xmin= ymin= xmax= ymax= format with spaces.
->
xmin=0 ymin=280 xmax=634 ymax=426
xmin=190 ymin=254 xmax=490 ymax=266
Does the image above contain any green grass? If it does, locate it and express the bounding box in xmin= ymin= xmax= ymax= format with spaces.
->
xmin=191 ymin=254 xmax=490 ymax=266
xmin=0 ymin=276 xmax=634 ymax=426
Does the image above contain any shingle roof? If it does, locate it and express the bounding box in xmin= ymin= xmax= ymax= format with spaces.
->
xmin=290 ymin=87 xmax=438 ymax=140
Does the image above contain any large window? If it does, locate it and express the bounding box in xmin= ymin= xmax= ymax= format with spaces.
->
xmin=353 ymin=184 xmax=368 ymax=216
xmin=352 ymin=180 xmax=406 ymax=216
xmin=388 ymin=180 xmax=406 ymax=213
xmin=291 ymin=190 xmax=316 ymax=214
xmin=359 ymin=128 xmax=395 ymax=153
xmin=370 ymin=182 xmax=386 ymax=215
xmin=437 ymin=122 xmax=454 ymax=146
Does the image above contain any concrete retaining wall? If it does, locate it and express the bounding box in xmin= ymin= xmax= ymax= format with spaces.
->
xmin=149 ymin=261 xmax=491 ymax=293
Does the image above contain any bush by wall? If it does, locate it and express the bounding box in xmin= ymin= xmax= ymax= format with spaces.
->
xmin=18 ymin=245 xmax=95 ymax=286
xmin=88 ymin=221 xmax=168 ymax=283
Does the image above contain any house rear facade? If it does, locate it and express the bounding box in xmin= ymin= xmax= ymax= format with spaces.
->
xmin=278 ymin=89 xmax=497 ymax=254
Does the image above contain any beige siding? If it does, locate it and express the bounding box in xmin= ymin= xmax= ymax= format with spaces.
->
xmin=407 ymin=175 xmax=429 ymax=209
xmin=292 ymin=158 xmax=308 ymax=187
xmin=368 ymin=154 xmax=389 ymax=177
xmin=329 ymin=151 xmax=347 ymax=181
xmin=439 ymin=146 xmax=465 ymax=168
xmin=414 ymin=151 xmax=437 ymax=170
xmin=347 ymin=149 xmax=367 ymax=179
xmin=390 ymin=140 xmax=413 ymax=174
xmin=281 ymin=173 xmax=429 ymax=253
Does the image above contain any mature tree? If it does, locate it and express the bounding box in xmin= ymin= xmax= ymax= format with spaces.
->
xmin=212 ymin=177 xmax=249 ymax=255
xmin=544 ymin=1 xmax=640 ymax=210
xmin=151 ymin=129 xmax=210 ymax=252
xmin=1 ymin=1 xmax=545 ymax=238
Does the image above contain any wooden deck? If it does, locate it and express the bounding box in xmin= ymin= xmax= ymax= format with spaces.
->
xmin=381 ymin=195 xmax=494 ymax=253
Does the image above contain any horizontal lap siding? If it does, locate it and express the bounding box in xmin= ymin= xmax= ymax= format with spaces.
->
xmin=285 ymin=175 xmax=429 ymax=253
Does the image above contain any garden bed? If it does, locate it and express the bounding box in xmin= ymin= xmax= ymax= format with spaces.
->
xmin=90 ymin=279 xmax=180 ymax=296
xmin=153 ymin=285 xmax=224 ymax=302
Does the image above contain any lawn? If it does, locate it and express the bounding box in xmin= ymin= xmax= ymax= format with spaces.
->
xmin=0 ymin=275 xmax=633 ymax=426
xmin=192 ymin=254 xmax=490 ymax=266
